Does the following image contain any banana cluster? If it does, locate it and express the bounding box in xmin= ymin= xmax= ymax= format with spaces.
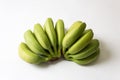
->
xmin=18 ymin=18 xmax=100 ymax=65
xmin=63 ymin=21 xmax=100 ymax=65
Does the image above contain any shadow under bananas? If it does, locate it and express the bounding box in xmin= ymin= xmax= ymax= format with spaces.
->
xmin=83 ymin=39 xmax=111 ymax=66
xmin=33 ymin=58 xmax=64 ymax=68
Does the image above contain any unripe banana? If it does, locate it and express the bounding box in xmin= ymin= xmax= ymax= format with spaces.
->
xmin=68 ymin=39 xmax=99 ymax=59
xmin=65 ymin=29 xmax=94 ymax=55
xmin=19 ymin=18 xmax=100 ymax=65
xmin=33 ymin=23 xmax=54 ymax=56
xmin=66 ymin=21 xmax=82 ymax=33
xmin=44 ymin=18 xmax=57 ymax=57
xmin=72 ymin=48 xmax=100 ymax=65
xmin=62 ymin=21 xmax=86 ymax=53
xmin=18 ymin=42 xmax=48 ymax=64
xmin=24 ymin=30 xmax=51 ymax=58
xmin=55 ymin=19 xmax=65 ymax=57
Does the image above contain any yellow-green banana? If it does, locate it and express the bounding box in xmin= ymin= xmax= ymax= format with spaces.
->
xmin=18 ymin=42 xmax=48 ymax=64
xmin=65 ymin=29 xmax=94 ymax=55
xmin=19 ymin=18 xmax=100 ymax=65
xmin=68 ymin=39 xmax=99 ymax=59
xmin=55 ymin=19 xmax=65 ymax=57
xmin=24 ymin=30 xmax=51 ymax=58
xmin=33 ymin=23 xmax=54 ymax=56
xmin=72 ymin=48 xmax=100 ymax=65
xmin=66 ymin=21 xmax=82 ymax=33
xmin=44 ymin=18 xmax=57 ymax=57
xmin=62 ymin=21 xmax=86 ymax=53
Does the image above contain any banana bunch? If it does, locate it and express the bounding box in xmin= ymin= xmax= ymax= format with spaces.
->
xmin=18 ymin=18 xmax=65 ymax=64
xmin=63 ymin=21 xmax=100 ymax=65
xmin=18 ymin=18 xmax=100 ymax=65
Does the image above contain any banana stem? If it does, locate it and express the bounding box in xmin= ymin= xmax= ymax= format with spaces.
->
xmin=64 ymin=54 xmax=71 ymax=61
xmin=62 ymin=48 xmax=66 ymax=54
xmin=49 ymin=48 xmax=56 ymax=57
xmin=57 ymin=48 xmax=61 ymax=58
xmin=45 ymin=56 xmax=52 ymax=61
xmin=54 ymin=47 xmax=59 ymax=57
xmin=64 ymin=52 xmax=72 ymax=61
xmin=43 ymin=52 xmax=52 ymax=57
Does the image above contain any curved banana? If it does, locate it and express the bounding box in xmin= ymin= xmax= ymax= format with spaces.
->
xmin=66 ymin=21 xmax=82 ymax=33
xmin=24 ymin=30 xmax=51 ymax=58
xmin=65 ymin=29 xmax=94 ymax=55
xmin=18 ymin=42 xmax=48 ymax=64
xmin=68 ymin=39 xmax=99 ymax=59
xmin=18 ymin=18 xmax=100 ymax=65
xmin=55 ymin=19 xmax=65 ymax=57
xmin=62 ymin=21 xmax=86 ymax=53
xmin=44 ymin=18 xmax=57 ymax=57
xmin=33 ymin=23 xmax=54 ymax=56
xmin=72 ymin=48 xmax=100 ymax=65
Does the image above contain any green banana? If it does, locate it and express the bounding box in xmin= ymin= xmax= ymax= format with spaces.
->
xmin=55 ymin=19 xmax=65 ymax=57
xmin=66 ymin=21 xmax=82 ymax=33
xmin=24 ymin=30 xmax=51 ymax=58
xmin=62 ymin=21 xmax=86 ymax=53
xmin=18 ymin=42 xmax=48 ymax=64
xmin=68 ymin=39 xmax=99 ymax=59
xmin=65 ymin=29 xmax=94 ymax=55
xmin=44 ymin=18 xmax=57 ymax=57
xmin=33 ymin=23 xmax=54 ymax=57
xmin=72 ymin=48 xmax=100 ymax=65
xmin=19 ymin=18 xmax=100 ymax=65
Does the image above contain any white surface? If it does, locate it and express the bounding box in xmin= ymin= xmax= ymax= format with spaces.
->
xmin=0 ymin=0 xmax=120 ymax=80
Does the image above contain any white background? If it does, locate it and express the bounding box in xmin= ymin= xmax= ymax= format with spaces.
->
xmin=0 ymin=0 xmax=120 ymax=80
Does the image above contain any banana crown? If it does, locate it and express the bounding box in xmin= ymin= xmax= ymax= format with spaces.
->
xmin=18 ymin=18 xmax=100 ymax=65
